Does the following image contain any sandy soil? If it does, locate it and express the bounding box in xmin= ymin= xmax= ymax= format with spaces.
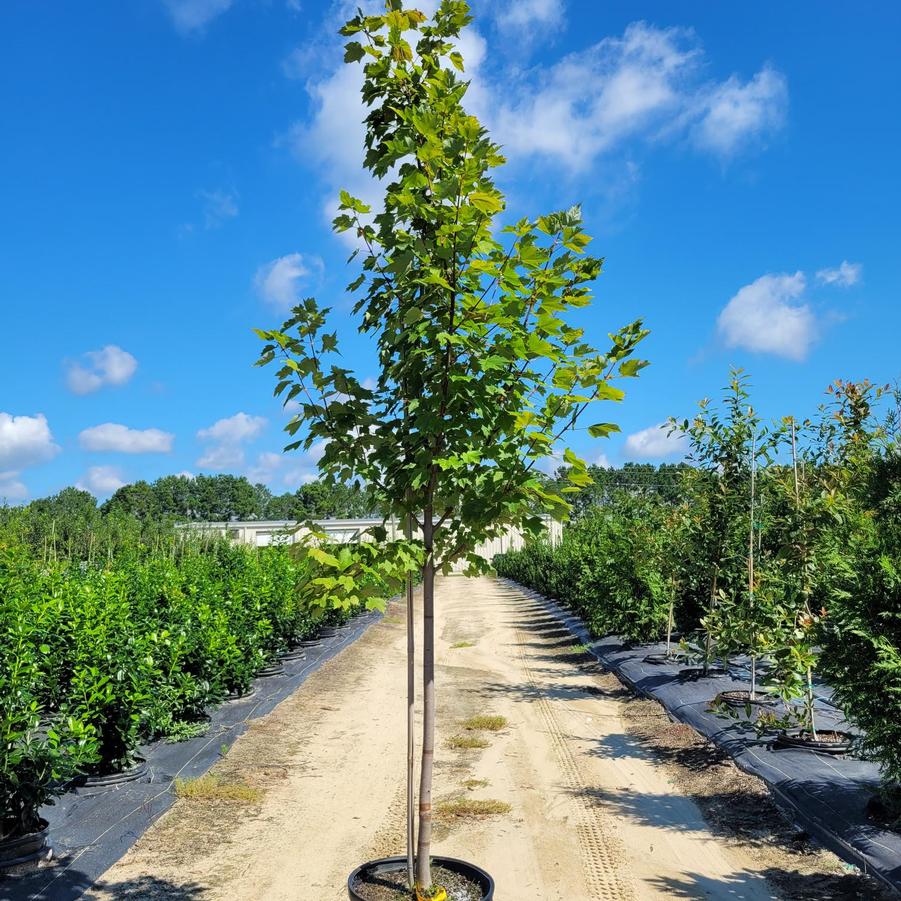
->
xmin=89 ymin=576 xmax=881 ymax=900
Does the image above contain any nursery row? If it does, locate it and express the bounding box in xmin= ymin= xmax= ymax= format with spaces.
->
xmin=496 ymin=373 xmax=901 ymax=801
xmin=0 ymin=531 xmax=404 ymax=846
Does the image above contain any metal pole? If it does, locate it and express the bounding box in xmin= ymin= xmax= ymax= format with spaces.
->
xmin=405 ymin=507 xmax=415 ymax=888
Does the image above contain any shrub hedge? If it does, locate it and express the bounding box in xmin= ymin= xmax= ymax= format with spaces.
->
xmin=0 ymin=535 xmax=394 ymax=841
xmin=497 ymin=376 xmax=901 ymax=793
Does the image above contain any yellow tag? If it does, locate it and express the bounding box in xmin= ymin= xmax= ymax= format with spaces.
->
xmin=415 ymin=886 xmax=448 ymax=901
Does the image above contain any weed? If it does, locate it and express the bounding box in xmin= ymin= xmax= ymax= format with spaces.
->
xmin=447 ymin=734 xmax=489 ymax=750
xmin=436 ymin=798 xmax=511 ymax=818
xmin=164 ymin=720 xmax=209 ymax=743
xmin=461 ymin=715 xmax=507 ymax=732
xmin=462 ymin=778 xmax=489 ymax=790
xmin=174 ymin=774 xmax=263 ymax=803
xmin=450 ymin=640 xmax=474 ymax=649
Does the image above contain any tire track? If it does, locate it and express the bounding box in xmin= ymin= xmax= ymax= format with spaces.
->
xmin=511 ymin=607 xmax=633 ymax=901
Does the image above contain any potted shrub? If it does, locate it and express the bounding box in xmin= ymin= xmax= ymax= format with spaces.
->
xmin=0 ymin=554 xmax=97 ymax=867
xmin=256 ymin=1 xmax=647 ymax=896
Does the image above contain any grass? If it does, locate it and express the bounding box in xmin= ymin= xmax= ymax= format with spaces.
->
xmin=436 ymin=798 xmax=511 ymax=818
xmin=164 ymin=720 xmax=209 ymax=743
xmin=174 ymin=774 xmax=263 ymax=803
xmin=569 ymin=643 xmax=590 ymax=654
xmin=450 ymin=640 xmax=474 ymax=649
xmin=462 ymin=778 xmax=489 ymax=791
xmin=461 ymin=714 xmax=507 ymax=732
xmin=447 ymin=734 xmax=490 ymax=750
xmin=381 ymin=616 xmax=403 ymax=625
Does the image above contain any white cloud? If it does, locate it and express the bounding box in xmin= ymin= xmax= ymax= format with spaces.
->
xmin=495 ymin=0 xmax=564 ymax=36
xmin=66 ymin=345 xmax=138 ymax=395
xmin=693 ymin=66 xmax=787 ymax=156
xmin=163 ymin=0 xmax=233 ymax=34
xmin=198 ymin=412 xmax=267 ymax=444
xmin=593 ymin=452 xmax=612 ymax=469
xmin=79 ymin=423 xmax=174 ymax=454
xmin=0 ymin=412 xmax=60 ymax=471
xmin=284 ymin=10 xmax=488 ymax=242
xmin=293 ymin=16 xmax=785 ymax=184
xmin=0 ymin=471 xmax=28 ymax=502
xmin=197 ymin=444 xmax=245 ymax=470
xmin=197 ymin=412 xmax=267 ymax=471
xmin=254 ymin=253 xmax=324 ymax=308
xmin=817 ymin=260 xmax=862 ymax=287
xmin=200 ymin=189 xmax=238 ymax=228
xmin=492 ymin=23 xmax=785 ymax=172
xmin=624 ymin=423 xmax=687 ymax=460
xmin=246 ymin=451 xmax=283 ymax=485
xmin=246 ymin=441 xmax=326 ymax=488
xmin=77 ymin=465 xmax=126 ymax=497
xmin=717 ymin=272 xmax=816 ymax=361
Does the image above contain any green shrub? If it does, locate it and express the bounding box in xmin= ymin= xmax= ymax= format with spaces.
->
xmin=496 ymin=492 xmax=680 ymax=643
xmin=0 ymin=526 xmax=402 ymax=838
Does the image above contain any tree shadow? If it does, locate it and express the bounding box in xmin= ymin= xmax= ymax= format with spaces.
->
xmin=3 ymin=870 xmax=208 ymax=901
xmin=91 ymin=875 xmax=208 ymax=899
xmin=572 ymin=784 xmax=796 ymax=846
xmin=644 ymin=866 xmax=893 ymax=901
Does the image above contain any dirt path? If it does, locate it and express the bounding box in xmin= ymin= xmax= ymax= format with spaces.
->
xmin=91 ymin=577 xmax=811 ymax=899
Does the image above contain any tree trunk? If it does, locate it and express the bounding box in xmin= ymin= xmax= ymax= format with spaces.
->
xmin=415 ymin=524 xmax=436 ymax=889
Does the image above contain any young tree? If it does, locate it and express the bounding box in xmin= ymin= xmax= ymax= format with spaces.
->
xmin=256 ymin=1 xmax=647 ymax=892
xmin=674 ymin=371 xmax=758 ymax=674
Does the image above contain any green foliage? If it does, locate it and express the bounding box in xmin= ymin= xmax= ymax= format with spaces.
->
xmin=496 ymin=491 xmax=684 ymax=643
xmin=498 ymin=373 xmax=901 ymax=792
xmin=256 ymin=5 xmax=648 ymax=574
xmin=0 ymin=524 xmax=401 ymax=839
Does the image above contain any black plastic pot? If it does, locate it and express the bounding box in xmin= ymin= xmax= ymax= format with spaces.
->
xmin=319 ymin=627 xmax=339 ymax=639
xmin=643 ymin=652 xmax=678 ymax=666
xmin=226 ymin=685 xmax=257 ymax=701
xmin=347 ymin=856 xmax=494 ymax=901
xmin=280 ymin=647 xmax=307 ymax=662
xmin=77 ymin=756 xmax=149 ymax=793
xmin=773 ymin=729 xmax=854 ymax=754
xmin=0 ymin=819 xmax=50 ymax=870
xmin=714 ymin=689 xmax=778 ymax=709
xmin=298 ymin=638 xmax=322 ymax=648
xmin=257 ymin=661 xmax=286 ymax=677
xmin=678 ymin=665 xmax=729 ymax=680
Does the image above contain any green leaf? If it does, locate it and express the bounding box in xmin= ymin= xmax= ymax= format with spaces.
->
xmin=343 ymin=42 xmax=365 ymax=63
xmin=470 ymin=191 xmax=503 ymax=215
xmin=587 ymin=423 xmax=621 ymax=438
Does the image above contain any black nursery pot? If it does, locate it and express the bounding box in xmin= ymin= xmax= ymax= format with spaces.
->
xmin=347 ymin=856 xmax=494 ymax=901
xmin=256 ymin=661 xmax=286 ymax=677
xmin=714 ymin=689 xmax=778 ymax=709
xmin=773 ymin=729 xmax=854 ymax=754
xmin=77 ymin=755 xmax=149 ymax=792
xmin=0 ymin=818 xmax=50 ymax=870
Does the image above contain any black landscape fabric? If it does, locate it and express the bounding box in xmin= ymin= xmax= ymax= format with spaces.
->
xmin=1 ymin=609 xmax=382 ymax=901
xmin=508 ymin=580 xmax=901 ymax=897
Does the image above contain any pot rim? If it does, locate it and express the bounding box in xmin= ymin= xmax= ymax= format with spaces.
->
xmin=0 ymin=817 xmax=50 ymax=847
xmin=347 ymin=854 xmax=494 ymax=900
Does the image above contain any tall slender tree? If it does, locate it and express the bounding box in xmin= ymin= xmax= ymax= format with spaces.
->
xmin=256 ymin=1 xmax=648 ymax=892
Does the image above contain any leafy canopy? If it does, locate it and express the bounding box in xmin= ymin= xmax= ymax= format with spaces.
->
xmin=256 ymin=0 xmax=648 ymax=570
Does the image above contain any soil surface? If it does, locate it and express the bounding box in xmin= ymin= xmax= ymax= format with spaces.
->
xmin=89 ymin=576 xmax=889 ymax=900
xmin=352 ymin=865 xmax=480 ymax=901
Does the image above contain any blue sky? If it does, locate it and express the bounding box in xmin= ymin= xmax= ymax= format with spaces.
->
xmin=2 ymin=0 xmax=899 ymax=502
